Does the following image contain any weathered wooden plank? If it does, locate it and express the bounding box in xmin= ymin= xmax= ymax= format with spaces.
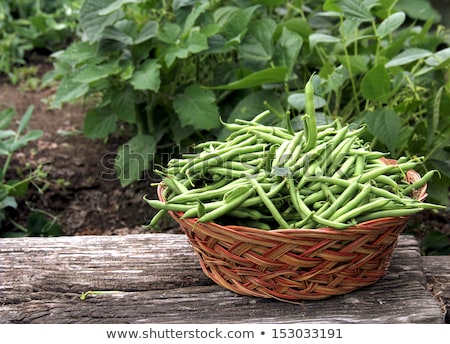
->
xmin=0 ymin=234 xmax=445 ymax=324
xmin=422 ymin=256 xmax=450 ymax=323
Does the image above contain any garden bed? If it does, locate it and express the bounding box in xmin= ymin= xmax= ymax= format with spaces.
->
xmin=0 ymin=59 xmax=448 ymax=248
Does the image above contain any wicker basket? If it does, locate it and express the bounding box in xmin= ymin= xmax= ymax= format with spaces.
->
xmin=158 ymin=165 xmax=427 ymax=301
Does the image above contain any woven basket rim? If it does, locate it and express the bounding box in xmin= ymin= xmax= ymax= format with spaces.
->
xmin=157 ymin=159 xmax=427 ymax=233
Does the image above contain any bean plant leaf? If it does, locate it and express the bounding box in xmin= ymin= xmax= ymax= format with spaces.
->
xmin=130 ymin=60 xmax=161 ymax=91
xmin=364 ymin=108 xmax=400 ymax=154
xmin=209 ymin=67 xmax=287 ymax=90
xmin=309 ymin=33 xmax=340 ymax=50
xmin=10 ymin=130 xmax=43 ymax=151
xmin=115 ymin=134 xmax=156 ymax=187
xmin=0 ymin=108 xmax=15 ymax=130
xmin=84 ymin=107 xmax=117 ymax=139
xmin=73 ymin=62 xmax=120 ymax=84
xmin=337 ymin=55 xmax=369 ymax=74
xmin=17 ymin=106 xmax=34 ymax=135
xmin=135 ymin=21 xmax=159 ymax=44
xmin=288 ymin=93 xmax=327 ymax=111
xmin=80 ymin=0 xmax=124 ymax=43
xmin=98 ymin=0 xmax=139 ymax=16
xmin=273 ymin=27 xmax=303 ymax=77
xmin=395 ymin=0 xmax=441 ymax=22
xmin=53 ymin=79 xmax=89 ymax=108
xmin=338 ymin=0 xmax=374 ymax=22
xmin=183 ymin=1 xmax=209 ymax=34
xmin=376 ymin=12 xmax=406 ymax=38
xmin=173 ymin=84 xmax=220 ymax=130
xmin=239 ymin=18 xmax=276 ymax=63
xmin=425 ymin=48 xmax=450 ymax=68
xmin=385 ymin=48 xmax=433 ymax=67
xmin=361 ymin=64 xmax=391 ymax=101
xmin=214 ymin=5 xmax=259 ymax=41
xmin=110 ymin=87 xmax=137 ymax=124
xmin=158 ymin=23 xmax=181 ymax=44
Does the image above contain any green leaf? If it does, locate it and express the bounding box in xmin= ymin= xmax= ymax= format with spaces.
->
xmin=157 ymin=23 xmax=181 ymax=44
xmin=51 ymin=41 xmax=98 ymax=65
xmin=173 ymin=84 xmax=219 ymax=130
xmin=214 ymin=5 xmax=259 ymax=41
xmin=0 ymin=108 xmax=14 ymax=130
xmin=273 ymin=27 xmax=303 ymax=77
xmin=53 ymin=79 xmax=90 ymax=108
xmin=337 ymin=55 xmax=369 ymax=74
xmin=17 ymin=106 xmax=34 ymax=135
xmin=385 ymin=48 xmax=433 ymax=68
xmin=135 ymin=21 xmax=159 ymax=44
xmin=80 ymin=0 xmax=124 ymax=43
xmin=0 ymin=130 xmax=15 ymax=140
xmin=239 ymin=18 xmax=276 ymax=63
xmin=10 ymin=130 xmax=43 ymax=151
xmin=361 ymin=64 xmax=391 ymax=101
xmin=111 ymin=87 xmax=136 ymax=124
xmin=185 ymin=27 xmax=208 ymax=54
xmin=288 ymin=93 xmax=327 ymax=111
xmin=364 ymin=108 xmax=400 ymax=154
xmin=115 ymin=135 xmax=156 ymax=187
xmin=309 ymin=33 xmax=340 ymax=50
xmin=183 ymin=2 xmax=209 ymax=34
xmin=130 ymin=60 xmax=161 ymax=91
xmin=376 ymin=12 xmax=406 ymax=38
xmin=83 ymin=107 xmax=117 ymax=139
xmin=164 ymin=46 xmax=189 ymax=67
xmin=395 ymin=0 xmax=441 ymax=23
xmin=209 ymin=67 xmax=287 ymax=90
xmin=425 ymin=48 xmax=450 ymax=69
xmin=1 ymin=196 xmax=17 ymax=209
xmin=73 ymin=62 xmax=120 ymax=84
xmin=99 ymin=25 xmax=133 ymax=45
xmin=338 ymin=0 xmax=374 ymax=22
xmin=98 ymin=0 xmax=139 ymax=16
xmin=323 ymin=0 xmax=341 ymax=12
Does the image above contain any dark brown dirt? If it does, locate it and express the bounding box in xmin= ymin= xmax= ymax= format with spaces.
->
xmin=0 ymin=63 xmax=179 ymax=236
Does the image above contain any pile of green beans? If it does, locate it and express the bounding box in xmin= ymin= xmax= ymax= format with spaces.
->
xmin=145 ymin=83 xmax=444 ymax=230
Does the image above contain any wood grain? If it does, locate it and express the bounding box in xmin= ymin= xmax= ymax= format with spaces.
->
xmin=0 ymin=234 xmax=446 ymax=323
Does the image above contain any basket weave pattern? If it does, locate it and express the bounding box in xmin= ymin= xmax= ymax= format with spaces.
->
xmin=159 ymin=169 xmax=427 ymax=301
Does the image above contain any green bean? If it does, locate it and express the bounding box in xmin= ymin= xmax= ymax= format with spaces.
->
xmin=356 ymin=208 xmax=424 ymax=222
xmin=401 ymin=170 xmax=437 ymax=195
xmin=248 ymin=177 xmax=290 ymax=228
xmin=329 ymin=183 xmax=372 ymax=221
xmin=353 ymin=154 xmax=366 ymax=176
xmin=148 ymin=209 xmax=168 ymax=227
xmin=198 ymin=186 xmax=254 ymax=223
xmin=251 ymin=110 xmax=271 ymax=123
xmin=318 ymin=178 xmax=360 ymax=220
xmin=332 ymin=155 xmax=356 ymax=179
xmin=332 ymin=198 xmax=391 ymax=224
xmin=287 ymin=176 xmax=312 ymax=219
xmin=304 ymin=77 xmax=317 ymax=151
xmin=311 ymin=214 xmax=351 ymax=229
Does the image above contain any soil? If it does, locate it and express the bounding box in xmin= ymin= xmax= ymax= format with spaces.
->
xmin=0 ymin=61 xmax=180 ymax=236
xmin=0 ymin=59 xmax=448 ymax=244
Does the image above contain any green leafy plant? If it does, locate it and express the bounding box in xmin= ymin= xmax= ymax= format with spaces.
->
xmin=0 ymin=106 xmax=62 ymax=237
xmin=0 ymin=0 xmax=81 ymax=83
xmin=45 ymin=0 xmax=302 ymax=187
xmin=285 ymin=0 xmax=450 ymax=205
xmin=48 ymin=0 xmax=449 ymax=206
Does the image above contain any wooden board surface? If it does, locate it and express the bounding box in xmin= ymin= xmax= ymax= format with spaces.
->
xmin=0 ymin=234 xmax=445 ymax=324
